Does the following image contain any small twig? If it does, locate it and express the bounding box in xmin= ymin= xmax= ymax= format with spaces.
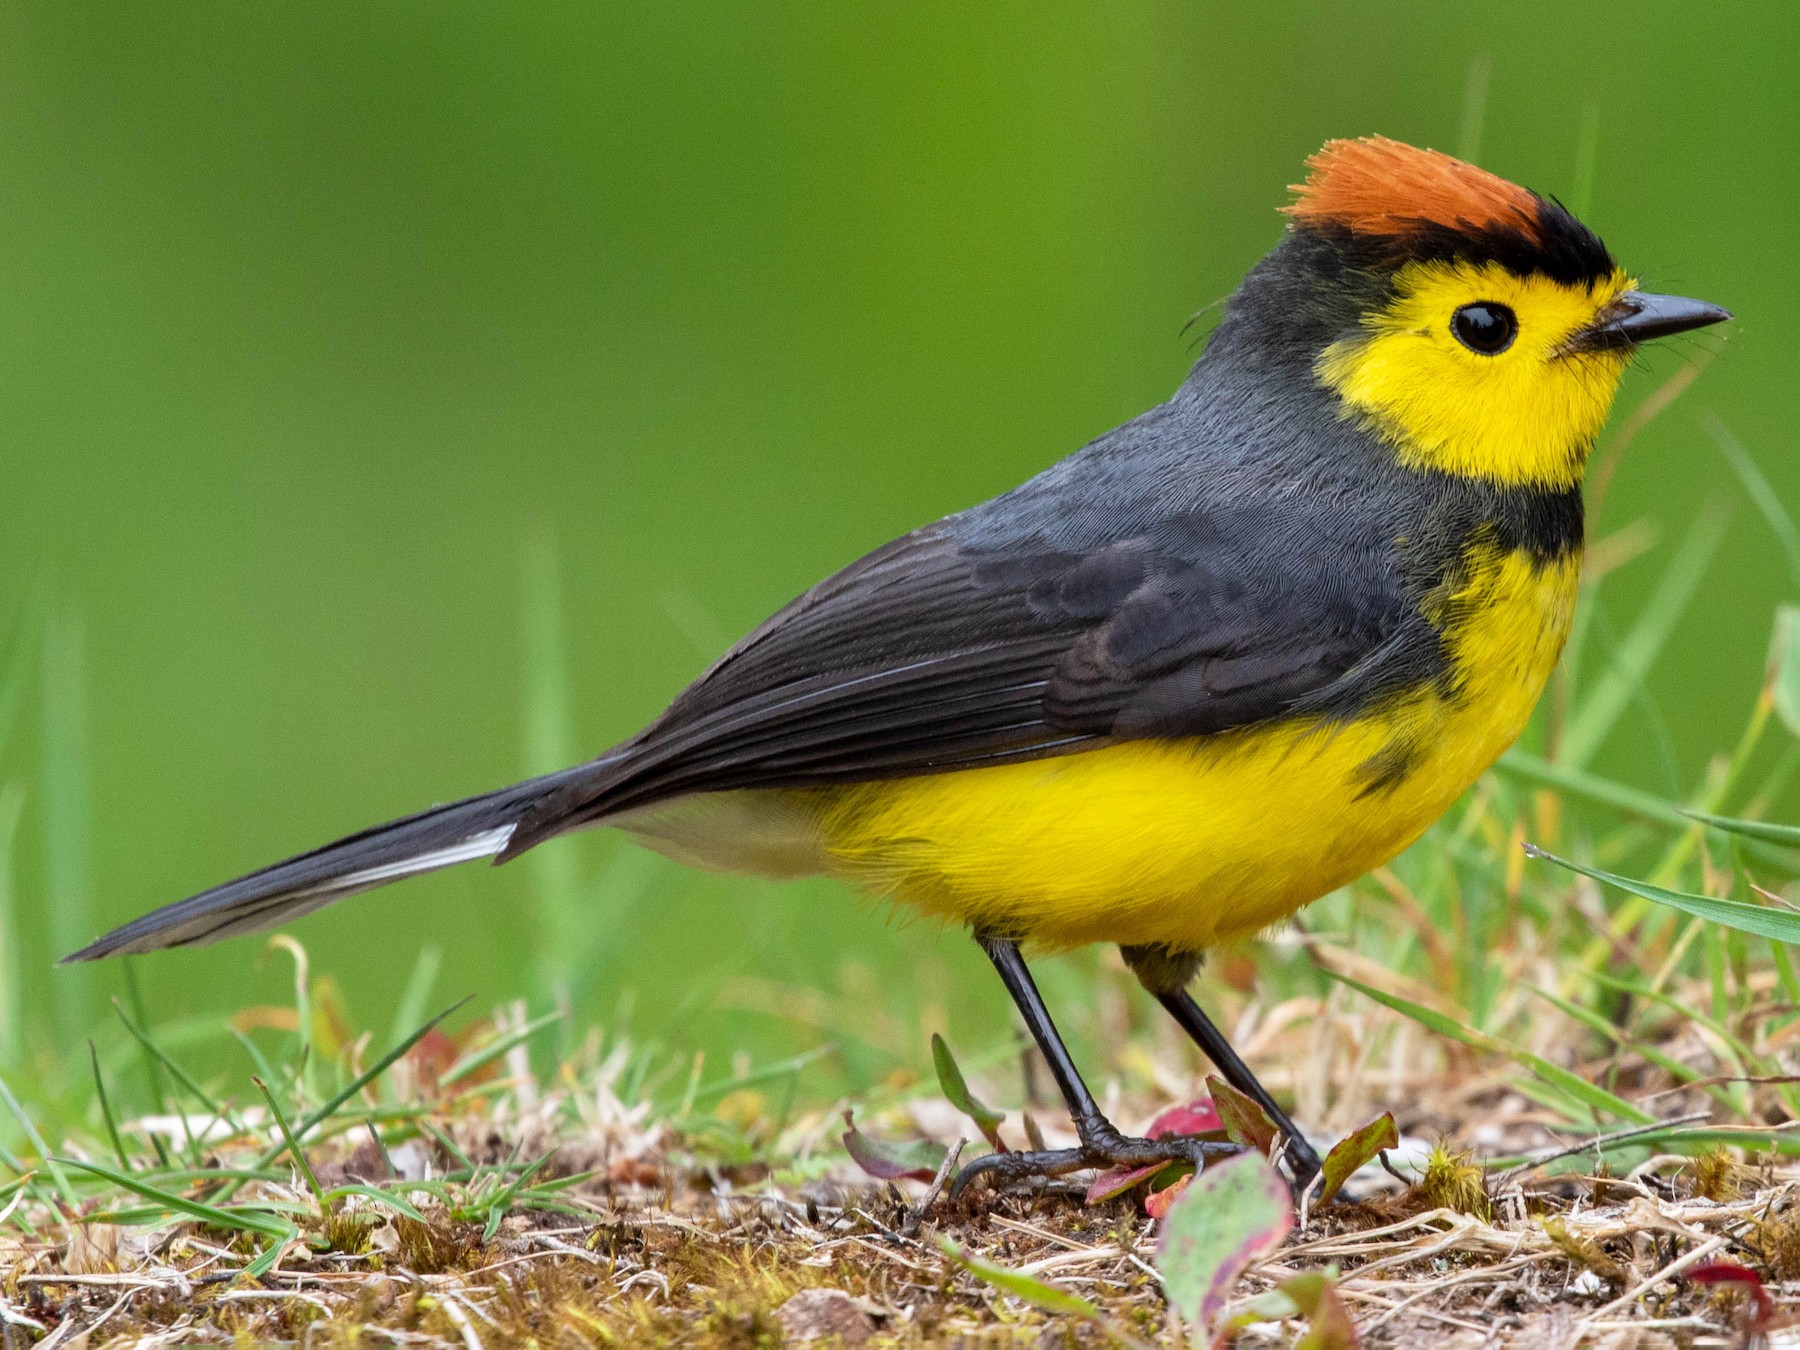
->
xmin=1640 ymin=1072 xmax=1800 ymax=1101
xmin=903 ymin=1136 xmax=965 ymax=1236
xmin=473 ymin=1236 xmax=606 ymax=1275
xmin=1494 ymin=1112 xmax=1712 ymax=1181
xmin=1284 ymin=1207 xmax=1471 ymax=1258
xmin=1293 ymin=1143 xmax=1324 ymax=1228
xmin=18 ymin=1273 xmax=186 ymax=1289
xmin=988 ymin=1213 xmax=1101 ymax=1255
xmin=851 ymin=1205 xmax=923 ymax=1249
xmin=843 ymin=1233 xmax=931 ymax=1272
xmin=1018 ymin=1246 xmax=1130 ymax=1277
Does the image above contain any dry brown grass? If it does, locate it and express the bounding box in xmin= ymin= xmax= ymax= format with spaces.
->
xmin=6 ymin=954 xmax=1800 ymax=1349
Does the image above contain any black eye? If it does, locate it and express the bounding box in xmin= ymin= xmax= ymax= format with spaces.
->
xmin=1451 ymin=302 xmax=1517 ymax=355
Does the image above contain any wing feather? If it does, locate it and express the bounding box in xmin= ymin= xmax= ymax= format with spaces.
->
xmin=502 ymin=507 xmax=1429 ymax=853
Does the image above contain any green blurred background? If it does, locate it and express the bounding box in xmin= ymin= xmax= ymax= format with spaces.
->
xmin=0 ymin=3 xmax=1791 ymax=1088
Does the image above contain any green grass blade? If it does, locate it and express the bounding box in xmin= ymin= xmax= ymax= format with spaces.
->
xmin=119 ymin=964 xmax=172 ymax=1169
xmin=1498 ymin=751 xmax=1689 ymax=829
xmin=1529 ymin=987 xmax=1735 ymax=1110
xmin=1497 ymin=753 xmax=1796 ymax=872
xmin=476 ymin=1151 xmax=554 ymax=1239
xmin=1581 ymin=970 xmax=1752 ymax=1064
xmin=439 ymin=1008 xmax=564 ymax=1087
xmin=242 ymin=1235 xmax=295 ymax=1279
xmin=387 ymin=944 xmax=443 ymax=1066
xmin=209 ymin=996 xmax=470 ymax=1204
xmin=229 ymin=1028 xmax=283 ymax=1091
xmin=0 ymin=1074 xmax=76 ymax=1204
xmin=423 ymin=1121 xmax=476 ymax=1172
xmin=1527 ymin=846 xmax=1800 ymax=945
xmin=88 ymin=1041 xmax=131 ymax=1171
xmin=41 ymin=600 xmax=95 ymax=1039
xmin=1327 ymin=973 xmax=1652 ymax=1124
xmin=1560 ymin=506 xmax=1728 ymax=769
xmin=1769 ymin=606 xmax=1800 ymax=741
xmin=291 ymin=995 xmax=469 ymax=1140
xmin=1683 ymin=809 xmax=1800 ymax=849
xmin=515 ymin=1168 xmax=597 ymax=1198
xmin=1493 ymin=1119 xmax=1800 ymax=1171
xmin=111 ymin=998 xmax=245 ymax=1138
xmin=252 ymin=1076 xmax=324 ymax=1207
xmin=1705 ymin=415 xmax=1800 ymax=587
xmin=265 ymin=937 xmax=319 ymax=1103
xmin=56 ymin=1156 xmax=293 ymax=1237
xmin=321 ymin=1183 xmax=426 ymax=1222
xmin=942 ymin=1238 xmax=1105 ymax=1322
xmin=484 ymin=1151 xmax=552 ymax=1212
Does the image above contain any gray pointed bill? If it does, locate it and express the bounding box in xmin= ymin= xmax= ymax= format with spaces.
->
xmin=1576 ymin=290 xmax=1733 ymax=351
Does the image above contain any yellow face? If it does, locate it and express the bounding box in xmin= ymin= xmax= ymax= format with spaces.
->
xmin=1315 ymin=259 xmax=1636 ymax=489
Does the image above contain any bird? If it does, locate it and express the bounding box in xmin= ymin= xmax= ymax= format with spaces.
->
xmin=66 ymin=136 xmax=1729 ymax=1193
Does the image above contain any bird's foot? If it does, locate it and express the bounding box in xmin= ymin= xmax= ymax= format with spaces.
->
xmin=949 ymin=1122 xmax=1241 ymax=1198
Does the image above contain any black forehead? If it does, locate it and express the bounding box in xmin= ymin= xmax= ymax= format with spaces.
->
xmin=1300 ymin=195 xmax=1617 ymax=288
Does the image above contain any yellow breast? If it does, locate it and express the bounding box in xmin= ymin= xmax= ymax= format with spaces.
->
xmin=619 ymin=545 xmax=1579 ymax=955
xmin=810 ymin=543 xmax=1576 ymax=951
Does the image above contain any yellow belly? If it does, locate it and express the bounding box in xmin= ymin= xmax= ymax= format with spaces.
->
xmin=620 ymin=547 xmax=1578 ymax=953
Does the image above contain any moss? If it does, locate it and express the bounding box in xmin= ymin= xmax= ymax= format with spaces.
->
xmin=393 ymin=1215 xmax=484 ymax=1274
xmin=1754 ymin=1206 xmax=1800 ymax=1281
xmin=1693 ymin=1147 xmax=1741 ymax=1203
xmin=1417 ymin=1144 xmax=1492 ymax=1221
xmin=1540 ymin=1215 xmax=1626 ymax=1283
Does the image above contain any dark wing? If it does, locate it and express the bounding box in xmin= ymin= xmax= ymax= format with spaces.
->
xmin=501 ymin=497 xmax=1429 ymax=854
xmin=67 ymin=391 xmax=1450 ymax=962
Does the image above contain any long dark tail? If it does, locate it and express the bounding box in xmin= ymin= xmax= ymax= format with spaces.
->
xmin=61 ymin=765 xmax=601 ymax=962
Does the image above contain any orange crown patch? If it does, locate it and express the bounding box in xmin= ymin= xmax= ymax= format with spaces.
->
xmin=1285 ymin=136 xmax=1543 ymax=242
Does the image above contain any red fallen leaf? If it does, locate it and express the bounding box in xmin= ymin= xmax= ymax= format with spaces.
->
xmin=1144 ymin=1171 xmax=1192 ymax=1218
xmin=1086 ymin=1162 xmax=1166 ymax=1205
xmin=841 ymin=1109 xmax=946 ymax=1182
xmin=1085 ymin=1098 xmax=1227 ymax=1205
xmin=1687 ymin=1260 xmax=1764 ymax=1288
xmin=1688 ymin=1261 xmax=1774 ymax=1330
xmin=1148 ymin=1099 xmax=1225 ymax=1139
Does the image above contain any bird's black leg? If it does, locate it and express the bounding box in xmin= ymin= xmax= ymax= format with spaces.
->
xmin=951 ymin=936 xmax=1240 ymax=1196
xmin=1155 ymin=989 xmax=1323 ymax=1185
xmin=1123 ymin=944 xmax=1322 ymax=1188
